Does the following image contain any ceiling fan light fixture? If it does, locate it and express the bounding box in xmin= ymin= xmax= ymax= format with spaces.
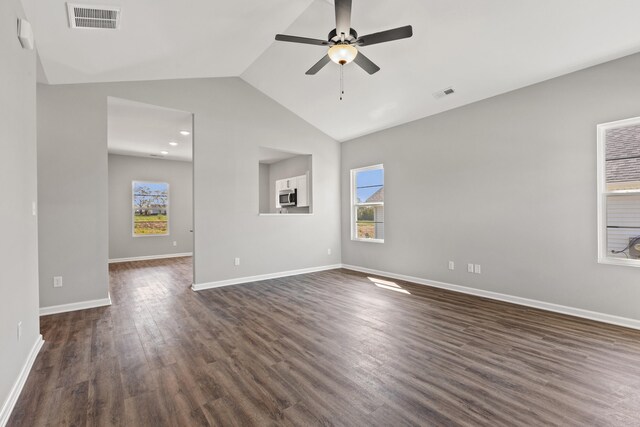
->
xmin=328 ymin=44 xmax=358 ymax=65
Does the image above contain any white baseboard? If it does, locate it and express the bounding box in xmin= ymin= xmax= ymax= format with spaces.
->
xmin=108 ymin=252 xmax=193 ymax=263
xmin=342 ymin=264 xmax=640 ymax=330
xmin=0 ymin=334 xmax=44 ymax=427
xmin=192 ymin=264 xmax=343 ymax=291
xmin=39 ymin=294 xmax=112 ymax=316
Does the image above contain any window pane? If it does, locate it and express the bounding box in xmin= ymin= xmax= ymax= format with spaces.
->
xmin=133 ymin=181 xmax=169 ymax=236
xmin=606 ymin=194 xmax=640 ymax=258
xmin=356 ymin=206 xmax=384 ymax=240
xmin=355 ymin=168 xmax=384 ymax=203
xmin=605 ymin=124 xmax=640 ymax=191
xmin=356 ymin=206 xmax=375 ymax=221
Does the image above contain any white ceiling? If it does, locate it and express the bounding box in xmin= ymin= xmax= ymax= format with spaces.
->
xmin=35 ymin=0 xmax=314 ymax=84
xmin=108 ymin=97 xmax=192 ymax=161
xmin=35 ymin=0 xmax=640 ymax=142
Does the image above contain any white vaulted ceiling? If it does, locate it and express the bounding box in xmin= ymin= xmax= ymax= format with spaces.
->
xmin=35 ymin=0 xmax=640 ymax=141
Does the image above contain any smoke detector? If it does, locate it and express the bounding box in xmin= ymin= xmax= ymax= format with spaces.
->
xmin=67 ymin=3 xmax=121 ymax=29
xmin=433 ymin=86 xmax=456 ymax=99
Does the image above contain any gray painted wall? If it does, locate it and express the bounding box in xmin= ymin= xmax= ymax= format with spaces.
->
xmin=258 ymin=163 xmax=270 ymax=214
xmin=108 ymin=154 xmax=193 ymax=260
xmin=341 ymin=52 xmax=640 ymax=321
xmin=268 ymin=155 xmax=312 ymax=214
xmin=38 ymin=77 xmax=341 ymax=307
xmin=0 ymin=0 xmax=40 ymax=416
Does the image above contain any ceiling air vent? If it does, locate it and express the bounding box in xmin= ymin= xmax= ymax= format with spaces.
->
xmin=433 ymin=86 xmax=455 ymax=99
xmin=67 ymin=3 xmax=121 ymax=29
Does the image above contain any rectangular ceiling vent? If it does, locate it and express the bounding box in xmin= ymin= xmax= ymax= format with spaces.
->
xmin=432 ymin=86 xmax=455 ymax=99
xmin=67 ymin=3 xmax=121 ymax=29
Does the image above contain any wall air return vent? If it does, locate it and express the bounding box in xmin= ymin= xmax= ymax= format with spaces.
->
xmin=67 ymin=3 xmax=121 ymax=29
xmin=432 ymin=86 xmax=455 ymax=99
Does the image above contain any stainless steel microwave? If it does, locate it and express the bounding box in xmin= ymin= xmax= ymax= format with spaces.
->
xmin=279 ymin=189 xmax=297 ymax=206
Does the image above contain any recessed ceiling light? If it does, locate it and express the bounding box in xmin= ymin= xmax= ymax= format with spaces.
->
xmin=160 ymin=150 xmax=169 ymax=155
xmin=169 ymin=141 xmax=178 ymax=146
xmin=179 ymin=130 xmax=190 ymax=136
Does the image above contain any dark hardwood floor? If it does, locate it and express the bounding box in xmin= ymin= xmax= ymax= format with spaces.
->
xmin=8 ymin=257 xmax=640 ymax=426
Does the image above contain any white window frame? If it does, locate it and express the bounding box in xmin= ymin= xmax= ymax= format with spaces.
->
xmin=597 ymin=116 xmax=640 ymax=267
xmin=132 ymin=180 xmax=170 ymax=237
xmin=350 ymin=164 xmax=384 ymax=243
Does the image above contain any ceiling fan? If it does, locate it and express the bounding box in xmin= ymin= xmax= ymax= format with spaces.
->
xmin=274 ymin=0 xmax=413 ymax=75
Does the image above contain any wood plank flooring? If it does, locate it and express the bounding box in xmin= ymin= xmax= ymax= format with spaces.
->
xmin=9 ymin=257 xmax=640 ymax=426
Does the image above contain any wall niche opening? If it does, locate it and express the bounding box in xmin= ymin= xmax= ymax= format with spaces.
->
xmin=259 ymin=147 xmax=312 ymax=215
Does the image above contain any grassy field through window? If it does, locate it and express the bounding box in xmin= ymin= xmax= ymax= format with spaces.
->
xmin=134 ymin=214 xmax=168 ymax=235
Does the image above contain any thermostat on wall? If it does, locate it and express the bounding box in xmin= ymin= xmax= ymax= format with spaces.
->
xmin=17 ymin=18 xmax=34 ymax=50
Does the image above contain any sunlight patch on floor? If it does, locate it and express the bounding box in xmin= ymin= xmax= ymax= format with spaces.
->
xmin=368 ymin=277 xmax=411 ymax=294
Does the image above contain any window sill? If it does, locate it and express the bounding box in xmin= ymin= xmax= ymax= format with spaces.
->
xmin=351 ymin=238 xmax=384 ymax=244
xmin=258 ymin=213 xmax=314 ymax=216
xmin=598 ymin=257 xmax=640 ymax=268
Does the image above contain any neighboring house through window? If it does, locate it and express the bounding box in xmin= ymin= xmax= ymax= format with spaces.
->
xmin=597 ymin=117 xmax=640 ymax=266
xmin=351 ymin=164 xmax=384 ymax=242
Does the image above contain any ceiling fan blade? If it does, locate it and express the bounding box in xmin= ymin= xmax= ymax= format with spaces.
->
xmin=275 ymin=34 xmax=329 ymax=46
xmin=335 ymin=0 xmax=352 ymax=37
xmin=306 ymin=55 xmax=331 ymax=75
xmin=353 ymin=51 xmax=380 ymax=75
xmin=356 ymin=25 xmax=413 ymax=46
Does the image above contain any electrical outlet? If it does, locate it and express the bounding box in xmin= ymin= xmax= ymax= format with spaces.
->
xmin=234 ymin=257 xmax=240 ymax=266
xmin=327 ymin=248 xmax=332 ymax=255
xmin=32 ymin=201 xmax=37 ymax=216
xmin=448 ymin=261 xmax=455 ymax=270
xmin=474 ymin=264 xmax=481 ymax=274
xmin=17 ymin=321 xmax=22 ymax=341
xmin=53 ymin=276 xmax=63 ymax=288
xmin=467 ymin=263 xmax=474 ymax=273
xmin=173 ymin=241 xmax=177 ymax=247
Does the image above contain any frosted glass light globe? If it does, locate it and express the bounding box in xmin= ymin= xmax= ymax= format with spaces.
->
xmin=328 ymin=44 xmax=358 ymax=65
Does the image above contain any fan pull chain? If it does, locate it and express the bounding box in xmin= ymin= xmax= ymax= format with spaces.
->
xmin=339 ymin=63 xmax=344 ymax=101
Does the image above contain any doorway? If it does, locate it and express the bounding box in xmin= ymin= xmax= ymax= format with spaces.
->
xmin=107 ymin=97 xmax=194 ymax=285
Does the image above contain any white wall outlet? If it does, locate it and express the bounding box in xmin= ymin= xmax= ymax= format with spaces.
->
xmin=173 ymin=241 xmax=177 ymax=247
xmin=234 ymin=257 xmax=240 ymax=266
xmin=327 ymin=248 xmax=332 ymax=255
xmin=474 ymin=264 xmax=482 ymax=274
xmin=467 ymin=263 xmax=474 ymax=273
xmin=448 ymin=261 xmax=455 ymax=270
xmin=53 ymin=276 xmax=63 ymax=287
xmin=17 ymin=321 xmax=22 ymax=341
xmin=32 ymin=201 xmax=37 ymax=216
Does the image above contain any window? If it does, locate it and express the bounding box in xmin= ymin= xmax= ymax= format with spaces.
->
xmin=351 ymin=164 xmax=384 ymax=242
xmin=132 ymin=181 xmax=169 ymax=236
xmin=597 ymin=117 xmax=640 ymax=266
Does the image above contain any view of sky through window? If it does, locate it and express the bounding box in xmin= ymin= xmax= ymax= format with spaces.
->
xmin=356 ymin=169 xmax=384 ymax=202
